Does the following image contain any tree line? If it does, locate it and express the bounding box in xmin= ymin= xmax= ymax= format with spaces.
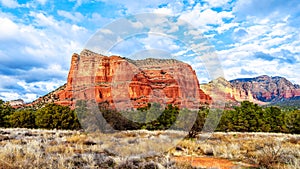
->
xmin=218 ymin=101 xmax=300 ymax=133
xmin=0 ymin=99 xmax=299 ymax=135
xmin=0 ymin=100 xmax=81 ymax=130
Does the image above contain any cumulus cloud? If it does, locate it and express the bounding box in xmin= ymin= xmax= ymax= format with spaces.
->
xmin=0 ymin=17 xmax=19 ymax=40
xmin=57 ymin=10 xmax=84 ymax=22
xmin=0 ymin=0 xmax=19 ymax=8
xmin=232 ymin=28 xmax=248 ymax=41
xmin=179 ymin=4 xmax=234 ymax=32
xmin=0 ymin=10 xmax=91 ymax=101
xmin=153 ymin=7 xmax=173 ymax=15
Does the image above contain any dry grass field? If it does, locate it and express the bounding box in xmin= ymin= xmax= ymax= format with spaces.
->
xmin=0 ymin=128 xmax=299 ymax=169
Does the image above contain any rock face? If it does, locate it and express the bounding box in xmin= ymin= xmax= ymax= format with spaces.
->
xmin=200 ymin=77 xmax=263 ymax=106
xmin=201 ymin=75 xmax=300 ymax=105
xmin=230 ymin=75 xmax=300 ymax=102
xmin=8 ymin=99 xmax=25 ymax=109
xmin=31 ymin=49 xmax=211 ymax=109
xmin=30 ymin=50 xmax=299 ymax=108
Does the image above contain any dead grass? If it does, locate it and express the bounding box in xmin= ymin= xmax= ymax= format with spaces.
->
xmin=172 ymin=132 xmax=300 ymax=168
xmin=0 ymin=128 xmax=299 ymax=168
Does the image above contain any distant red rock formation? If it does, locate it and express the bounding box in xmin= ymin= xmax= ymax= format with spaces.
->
xmin=9 ymin=99 xmax=25 ymax=109
xmin=230 ymin=75 xmax=300 ymax=102
xmin=201 ymin=75 xmax=300 ymax=105
xmin=200 ymin=77 xmax=265 ymax=106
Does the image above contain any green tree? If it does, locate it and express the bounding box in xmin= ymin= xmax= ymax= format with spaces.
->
xmin=102 ymin=108 xmax=141 ymax=130
xmin=0 ymin=99 xmax=14 ymax=127
xmin=286 ymin=110 xmax=300 ymax=134
xmin=218 ymin=110 xmax=235 ymax=132
xmin=9 ymin=109 xmax=36 ymax=128
xmin=35 ymin=103 xmax=81 ymax=130
xmin=188 ymin=109 xmax=209 ymax=138
xmin=263 ymin=107 xmax=287 ymax=132
xmin=156 ymin=104 xmax=179 ymax=130
xmin=234 ymin=101 xmax=264 ymax=132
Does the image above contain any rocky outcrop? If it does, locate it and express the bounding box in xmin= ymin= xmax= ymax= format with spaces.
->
xmin=230 ymin=75 xmax=300 ymax=102
xmin=30 ymin=49 xmax=211 ymax=110
xmin=200 ymin=77 xmax=264 ymax=106
xmin=8 ymin=99 xmax=25 ymax=109
xmin=201 ymin=75 xmax=300 ymax=105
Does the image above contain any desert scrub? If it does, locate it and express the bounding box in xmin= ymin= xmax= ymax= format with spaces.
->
xmin=0 ymin=128 xmax=299 ymax=168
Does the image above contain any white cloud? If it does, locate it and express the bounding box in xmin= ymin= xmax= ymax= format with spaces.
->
xmin=17 ymin=80 xmax=64 ymax=94
xmin=0 ymin=92 xmax=22 ymax=102
xmin=87 ymin=13 xmax=113 ymax=27
xmin=153 ymin=7 xmax=173 ymax=15
xmin=0 ymin=0 xmax=19 ymax=8
xmin=0 ymin=91 xmax=39 ymax=103
xmin=57 ymin=10 xmax=84 ymax=22
xmin=36 ymin=0 xmax=47 ymax=5
xmin=216 ymin=13 xmax=300 ymax=84
xmin=29 ymin=12 xmax=58 ymax=27
xmin=0 ymin=11 xmax=92 ymax=101
xmin=216 ymin=22 xmax=239 ymax=34
xmin=179 ymin=4 xmax=234 ymax=32
xmin=0 ymin=17 xmax=19 ymax=40
xmin=202 ymin=0 xmax=231 ymax=8
xmin=141 ymin=35 xmax=180 ymax=52
xmin=233 ymin=0 xmax=300 ymax=23
xmin=99 ymin=29 xmax=114 ymax=34
xmin=68 ymin=0 xmax=89 ymax=8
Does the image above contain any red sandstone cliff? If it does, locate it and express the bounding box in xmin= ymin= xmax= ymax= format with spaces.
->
xmin=201 ymin=75 xmax=300 ymax=105
xmin=31 ymin=49 xmax=211 ymax=109
xmin=30 ymin=50 xmax=299 ymax=109
xmin=230 ymin=75 xmax=300 ymax=102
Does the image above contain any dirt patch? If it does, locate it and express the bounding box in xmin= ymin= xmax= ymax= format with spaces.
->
xmin=172 ymin=156 xmax=253 ymax=169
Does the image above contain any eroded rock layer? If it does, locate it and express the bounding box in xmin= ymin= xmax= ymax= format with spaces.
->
xmin=201 ymin=75 xmax=300 ymax=105
xmin=230 ymin=75 xmax=300 ymax=102
xmin=31 ymin=49 xmax=212 ymax=109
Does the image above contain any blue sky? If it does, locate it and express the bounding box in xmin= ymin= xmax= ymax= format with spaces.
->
xmin=0 ymin=0 xmax=299 ymax=102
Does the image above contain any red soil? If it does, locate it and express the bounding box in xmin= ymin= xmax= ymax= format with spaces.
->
xmin=173 ymin=156 xmax=240 ymax=169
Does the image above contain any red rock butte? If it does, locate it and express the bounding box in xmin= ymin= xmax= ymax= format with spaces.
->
xmin=36 ymin=49 xmax=212 ymax=110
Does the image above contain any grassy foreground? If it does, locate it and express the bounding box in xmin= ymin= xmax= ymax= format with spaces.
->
xmin=0 ymin=128 xmax=299 ymax=169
